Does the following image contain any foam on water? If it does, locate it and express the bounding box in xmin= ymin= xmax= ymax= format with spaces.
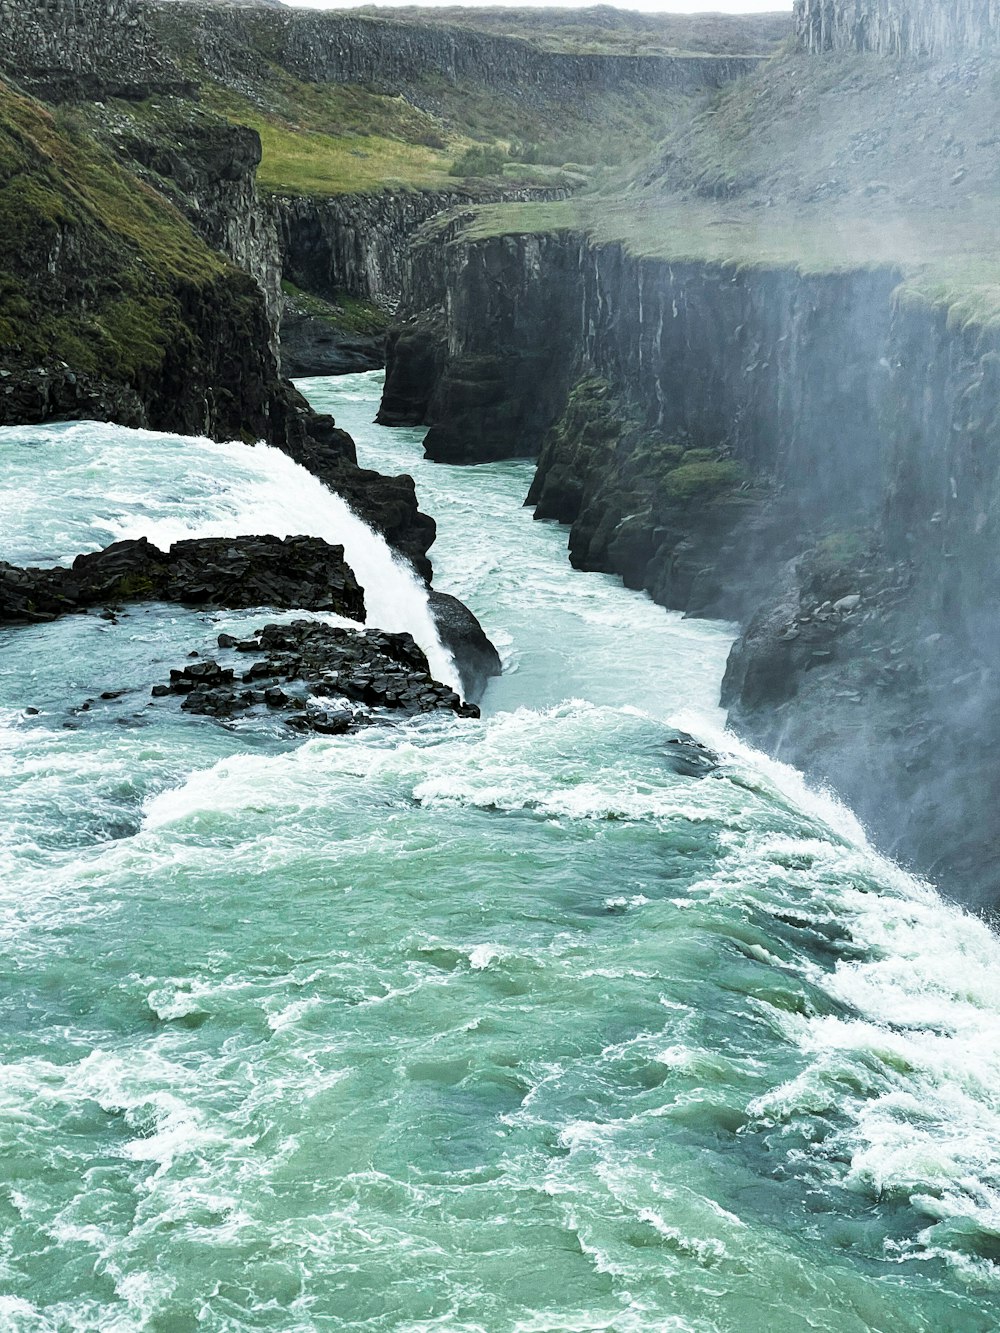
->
xmin=3 ymin=377 xmax=1000 ymax=1329
xmin=0 ymin=420 xmax=459 ymax=692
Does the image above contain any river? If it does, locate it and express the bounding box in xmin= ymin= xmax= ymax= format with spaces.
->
xmin=1 ymin=371 xmax=998 ymax=1331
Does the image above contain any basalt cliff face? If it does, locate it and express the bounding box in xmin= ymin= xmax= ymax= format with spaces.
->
xmin=381 ymin=220 xmax=1000 ymax=906
xmin=150 ymin=4 xmax=759 ymax=105
xmin=795 ymin=0 xmax=1000 ymax=54
xmin=275 ymin=185 xmax=572 ymax=313
xmin=0 ymin=0 xmax=191 ymax=100
xmin=274 ymin=184 xmax=569 ymax=377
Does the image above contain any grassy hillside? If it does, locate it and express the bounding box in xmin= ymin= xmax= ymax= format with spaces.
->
xmin=199 ymin=70 xmax=703 ymax=196
xmin=126 ymin=6 xmax=748 ymax=198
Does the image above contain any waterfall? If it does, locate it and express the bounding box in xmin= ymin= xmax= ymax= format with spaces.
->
xmin=0 ymin=420 xmax=461 ymax=694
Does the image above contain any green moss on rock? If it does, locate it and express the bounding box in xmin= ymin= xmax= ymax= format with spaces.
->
xmin=662 ymin=459 xmax=743 ymax=502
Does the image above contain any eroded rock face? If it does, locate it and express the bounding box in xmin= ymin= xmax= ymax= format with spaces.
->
xmin=111 ymin=116 xmax=284 ymax=358
xmin=384 ymin=231 xmax=587 ymax=462
xmin=280 ymin=314 xmax=386 ymax=379
xmin=722 ymin=542 xmax=1000 ymax=907
xmin=0 ymin=535 xmax=365 ymax=625
xmin=275 ymin=187 xmax=571 ymax=314
xmin=0 ymin=0 xmax=190 ymax=100
xmin=155 ymin=619 xmax=479 ymax=731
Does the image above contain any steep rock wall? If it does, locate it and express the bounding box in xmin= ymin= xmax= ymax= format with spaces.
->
xmin=112 ymin=116 xmax=283 ymax=356
xmin=722 ymin=297 xmax=1000 ymax=901
xmin=275 ymin=185 xmax=570 ymax=311
xmin=795 ymin=0 xmax=1000 ymax=54
xmin=382 ymin=225 xmax=1000 ymax=904
xmin=154 ymin=5 xmax=759 ymax=106
xmin=0 ymin=0 xmax=189 ymax=99
xmin=387 ymin=228 xmax=897 ymax=504
xmin=273 ymin=14 xmax=759 ymax=101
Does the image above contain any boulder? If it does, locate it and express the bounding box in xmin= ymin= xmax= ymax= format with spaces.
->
xmin=428 ymin=590 xmax=502 ymax=704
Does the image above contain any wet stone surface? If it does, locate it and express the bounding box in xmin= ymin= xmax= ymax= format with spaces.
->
xmin=0 ymin=534 xmax=365 ymax=625
xmin=153 ymin=619 xmax=479 ymax=733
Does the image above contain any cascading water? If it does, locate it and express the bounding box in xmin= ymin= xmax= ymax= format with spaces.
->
xmin=0 ymin=420 xmax=459 ymax=692
xmin=1 ymin=374 xmax=999 ymax=1332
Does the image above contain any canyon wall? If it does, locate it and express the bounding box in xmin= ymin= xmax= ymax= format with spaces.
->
xmin=155 ymin=5 xmax=759 ymax=105
xmin=0 ymin=0 xmax=758 ymax=105
xmin=270 ymin=13 xmax=759 ymax=100
xmin=382 ymin=224 xmax=1000 ymax=904
xmin=275 ymin=185 xmax=571 ymax=311
xmin=0 ymin=0 xmax=190 ymax=99
xmin=795 ymin=0 xmax=1000 ymax=55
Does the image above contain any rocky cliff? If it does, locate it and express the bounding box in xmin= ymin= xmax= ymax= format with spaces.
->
xmin=275 ymin=185 xmax=571 ymax=312
xmin=380 ymin=222 xmax=1000 ymax=905
xmin=0 ymin=0 xmax=756 ymax=111
xmin=151 ymin=5 xmax=759 ymax=106
xmin=0 ymin=0 xmax=186 ymax=99
xmin=795 ymin=0 xmax=1000 ymax=55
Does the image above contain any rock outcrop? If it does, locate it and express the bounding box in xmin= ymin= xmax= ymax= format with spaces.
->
xmin=106 ymin=109 xmax=284 ymax=355
xmin=156 ymin=619 xmax=479 ymax=731
xmin=276 ymin=186 xmax=568 ymax=314
xmin=0 ymin=0 xmax=190 ymax=100
xmin=428 ymin=589 xmax=502 ymax=704
xmin=0 ymin=69 xmax=443 ymax=578
xmin=4 ymin=538 xmax=485 ymax=733
xmin=280 ymin=302 xmax=387 ymax=379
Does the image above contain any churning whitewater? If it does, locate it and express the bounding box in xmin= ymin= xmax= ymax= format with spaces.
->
xmin=1 ymin=372 xmax=1000 ymax=1332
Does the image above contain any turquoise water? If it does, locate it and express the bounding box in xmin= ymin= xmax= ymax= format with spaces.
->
xmin=1 ymin=373 xmax=999 ymax=1332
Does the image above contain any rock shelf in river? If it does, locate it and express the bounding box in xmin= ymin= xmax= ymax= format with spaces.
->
xmin=0 ymin=534 xmax=365 ymax=625
xmin=153 ymin=619 xmax=479 ymax=731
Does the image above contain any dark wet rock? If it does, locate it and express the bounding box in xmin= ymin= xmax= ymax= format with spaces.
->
xmin=662 ymin=732 xmax=720 ymax=779
xmin=281 ymin=313 xmax=386 ymax=378
xmin=152 ymin=619 xmax=479 ymax=733
xmin=723 ymin=538 xmax=1000 ymax=909
xmin=0 ymin=535 xmax=365 ymax=626
xmin=428 ymin=590 xmax=502 ymax=704
xmin=377 ymin=323 xmax=446 ymax=428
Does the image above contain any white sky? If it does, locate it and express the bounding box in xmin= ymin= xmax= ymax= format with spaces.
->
xmin=287 ymin=1 xmax=793 ymax=15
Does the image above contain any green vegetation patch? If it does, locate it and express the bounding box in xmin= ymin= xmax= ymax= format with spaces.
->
xmin=281 ymin=281 xmax=390 ymax=336
xmin=449 ymin=144 xmax=507 ymax=178
xmin=663 ymin=459 xmax=743 ymax=502
xmin=203 ymin=78 xmax=459 ymax=196
xmin=201 ymin=65 xmax=698 ymax=195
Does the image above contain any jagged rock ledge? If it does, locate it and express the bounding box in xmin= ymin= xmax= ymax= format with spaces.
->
xmin=4 ymin=536 xmax=482 ymax=733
